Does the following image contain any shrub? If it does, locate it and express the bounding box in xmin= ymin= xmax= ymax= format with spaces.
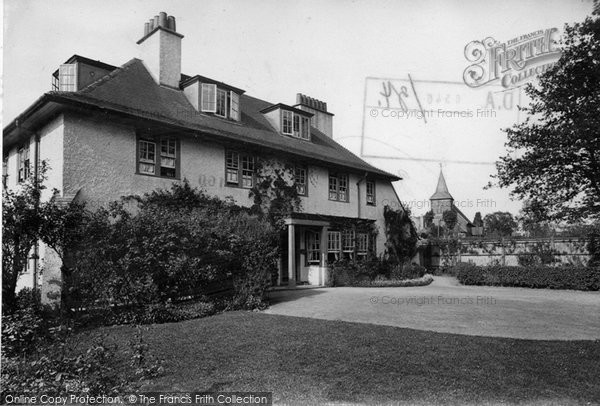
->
xmin=390 ymin=262 xmax=427 ymax=280
xmin=354 ymin=274 xmax=434 ymax=287
xmin=1 ymin=288 xmax=58 ymax=357
xmin=329 ymin=257 xmax=429 ymax=287
xmin=456 ymin=265 xmax=600 ymax=291
xmin=66 ymin=182 xmax=280 ymax=319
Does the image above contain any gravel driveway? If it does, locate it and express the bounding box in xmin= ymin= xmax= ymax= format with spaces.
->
xmin=264 ymin=276 xmax=600 ymax=340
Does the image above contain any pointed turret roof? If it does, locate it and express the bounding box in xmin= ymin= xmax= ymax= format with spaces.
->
xmin=430 ymin=168 xmax=453 ymax=200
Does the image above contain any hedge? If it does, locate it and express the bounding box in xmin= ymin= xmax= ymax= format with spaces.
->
xmin=353 ymin=275 xmax=434 ymax=288
xmin=456 ymin=264 xmax=600 ymax=291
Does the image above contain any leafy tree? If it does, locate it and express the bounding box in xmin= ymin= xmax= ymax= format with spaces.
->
xmin=38 ymin=195 xmax=88 ymax=311
xmin=442 ymin=210 xmax=458 ymax=233
xmin=383 ymin=206 xmax=418 ymax=264
xmin=518 ymin=200 xmax=554 ymax=237
xmin=483 ymin=211 xmax=517 ymax=237
xmin=492 ymin=9 xmax=600 ymax=221
xmin=423 ymin=210 xmax=434 ymax=228
xmin=473 ymin=212 xmax=483 ymax=227
xmin=2 ymin=175 xmax=43 ymax=313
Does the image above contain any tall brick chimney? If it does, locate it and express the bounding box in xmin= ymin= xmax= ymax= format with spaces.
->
xmin=137 ymin=12 xmax=183 ymax=89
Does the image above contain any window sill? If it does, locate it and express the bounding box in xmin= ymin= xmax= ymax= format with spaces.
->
xmin=225 ymin=182 xmax=253 ymax=190
xmin=135 ymin=172 xmax=181 ymax=181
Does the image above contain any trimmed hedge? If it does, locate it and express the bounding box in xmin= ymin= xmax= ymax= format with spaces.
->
xmin=353 ymin=274 xmax=434 ymax=288
xmin=456 ymin=264 xmax=600 ymax=291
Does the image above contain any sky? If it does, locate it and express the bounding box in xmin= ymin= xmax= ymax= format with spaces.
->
xmin=2 ymin=0 xmax=595 ymax=219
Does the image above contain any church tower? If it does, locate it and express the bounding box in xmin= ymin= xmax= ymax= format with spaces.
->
xmin=430 ymin=168 xmax=453 ymax=219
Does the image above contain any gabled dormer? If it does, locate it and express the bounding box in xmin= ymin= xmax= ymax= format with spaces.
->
xmin=51 ymin=55 xmax=116 ymax=92
xmin=260 ymin=104 xmax=313 ymax=140
xmin=182 ymin=76 xmax=245 ymax=122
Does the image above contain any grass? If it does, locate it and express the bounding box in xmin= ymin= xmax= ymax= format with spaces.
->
xmin=71 ymin=311 xmax=600 ymax=405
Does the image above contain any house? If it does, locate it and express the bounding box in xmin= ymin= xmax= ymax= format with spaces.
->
xmin=428 ymin=169 xmax=473 ymax=236
xmin=3 ymin=12 xmax=405 ymax=302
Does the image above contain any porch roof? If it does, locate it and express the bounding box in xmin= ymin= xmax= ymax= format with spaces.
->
xmin=286 ymin=212 xmax=376 ymax=227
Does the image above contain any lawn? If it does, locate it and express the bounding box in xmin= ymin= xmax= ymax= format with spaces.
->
xmin=77 ymin=311 xmax=600 ymax=405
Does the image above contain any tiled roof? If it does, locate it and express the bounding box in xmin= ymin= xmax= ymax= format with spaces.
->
xmin=46 ymin=58 xmax=398 ymax=180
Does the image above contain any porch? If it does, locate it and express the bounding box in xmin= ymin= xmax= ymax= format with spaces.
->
xmin=277 ymin=213 xmax=375 ymax=287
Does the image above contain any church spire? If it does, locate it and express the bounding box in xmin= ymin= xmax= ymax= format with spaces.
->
xmin=430 ymin=167 xmax=453 ymax=200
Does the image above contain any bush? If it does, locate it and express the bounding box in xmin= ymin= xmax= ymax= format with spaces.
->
xmin=329 ymin=257 xmax=429 ymax=287
xmin=66 ymin=182 xmax=280 ymax=320
xmin=354 ymin=274 xmax=434 ymax=287
xmin=1 ymin=288 xmax=57 ymax=357
xmin=456 ymin=265 xmax=600 ymax=291
xmin=390 ymin=262 xmax=427 ymax=280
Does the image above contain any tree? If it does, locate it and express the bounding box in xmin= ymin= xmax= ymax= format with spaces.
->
xmin=442 ymin=210 xmax=458 ymax=233
xmin=383 ymin=206 xmax=418 ymax=264
xmin=491 ymin=10 xmax=600 ymax=221
xmin=2 ymin=179 xmax=42 ymax=312
xmin=38 ymin=195 xmax=88 ymax=311
xmin=473 ymin=212 xmax=483 ymax=227
xmin=518 ymin=200 xmax=553 ymax=237
xmin=483 ymin=212 xmax=517 ymax=237
xmin=423 ymin=210 xmax=434 ymax=228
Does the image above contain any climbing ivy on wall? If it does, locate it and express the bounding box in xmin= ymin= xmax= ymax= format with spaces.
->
xmin=383 ymin=205 xmax=418 ymax=264
xmin=248 ymin=158 xmax=302 ymax=230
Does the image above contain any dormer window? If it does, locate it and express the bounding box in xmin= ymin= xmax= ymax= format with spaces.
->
xmin=184 ymin=76 xmax=245 ymax=121
xmin=282 ymin=111 xmax=310 ymax=140
xmin=282 ymin=111 xmax=293 ymax=135
xmin=199 ymin=83 xmax=241 ymax=121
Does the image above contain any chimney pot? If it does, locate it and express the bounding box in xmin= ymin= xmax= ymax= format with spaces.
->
xmin=159 ymin=12 xmax=167 ymax=28
xmin=153 ymin=15 xmax=159 ymax=28
xmin=296 ymin=93 xmax=302 ymax=104
xmin=144 ymin=22 xmax=150 ymax=36
xmin=167 ymin=16 xmax=176 ymax=31
xmin=323 ymin=102 xmax=327 ymax=112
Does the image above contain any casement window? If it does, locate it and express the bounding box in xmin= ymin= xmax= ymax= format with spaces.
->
xmin=328 ymin=231 xmax=341 ymax=252
xmin=225 ymin=151 xmax=239 ymax=184
xmin=294 ymin=166 xmax=307 ymax=196
xmin=357 ymin=233 xmax=368 ymax=258
xmin=366 ymin=181 xmax=376 ymax=205
xmin=342 ymin=229 xmax=355 ymax=253
xmin=230 ymin=91 xmax=240 ymax=121
xmin=58 ymin=64 xmax=77 ymax=91
xmin=282 ymin=110 xmax=293 ymax=135
xmin=137 ymin=137 xmax=179 ymax=178
xmin=327 ymin=231 xmax=341 ymax=263
xmin=329 ymin=172 xmax=349 ymax=202
xmin=287 ymin=111 xmax=310 ymax=140
xmin=201 ymin=83 xmax=241 ymax=121
xmin=216 ymin=88 xmax=227 ymax=117
xmin=306 ymin=231 xmax=321 ymax=265
xmin=3 ymin=156 xmax=9 ymax=189
xmin=201 ymin=83 xmax=217 ymax=113
xmin=301 ymin=116 xmax=310 ymax=139
xmin=160 ymin=139 xmax=177 ymax=178
xmin=17 ymin=144 xmax=31 ymax=182
xmin=241 ymin=155 xmax=254 ymax=188
xmin=225 ymin=150 xmax=254 ymax=188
